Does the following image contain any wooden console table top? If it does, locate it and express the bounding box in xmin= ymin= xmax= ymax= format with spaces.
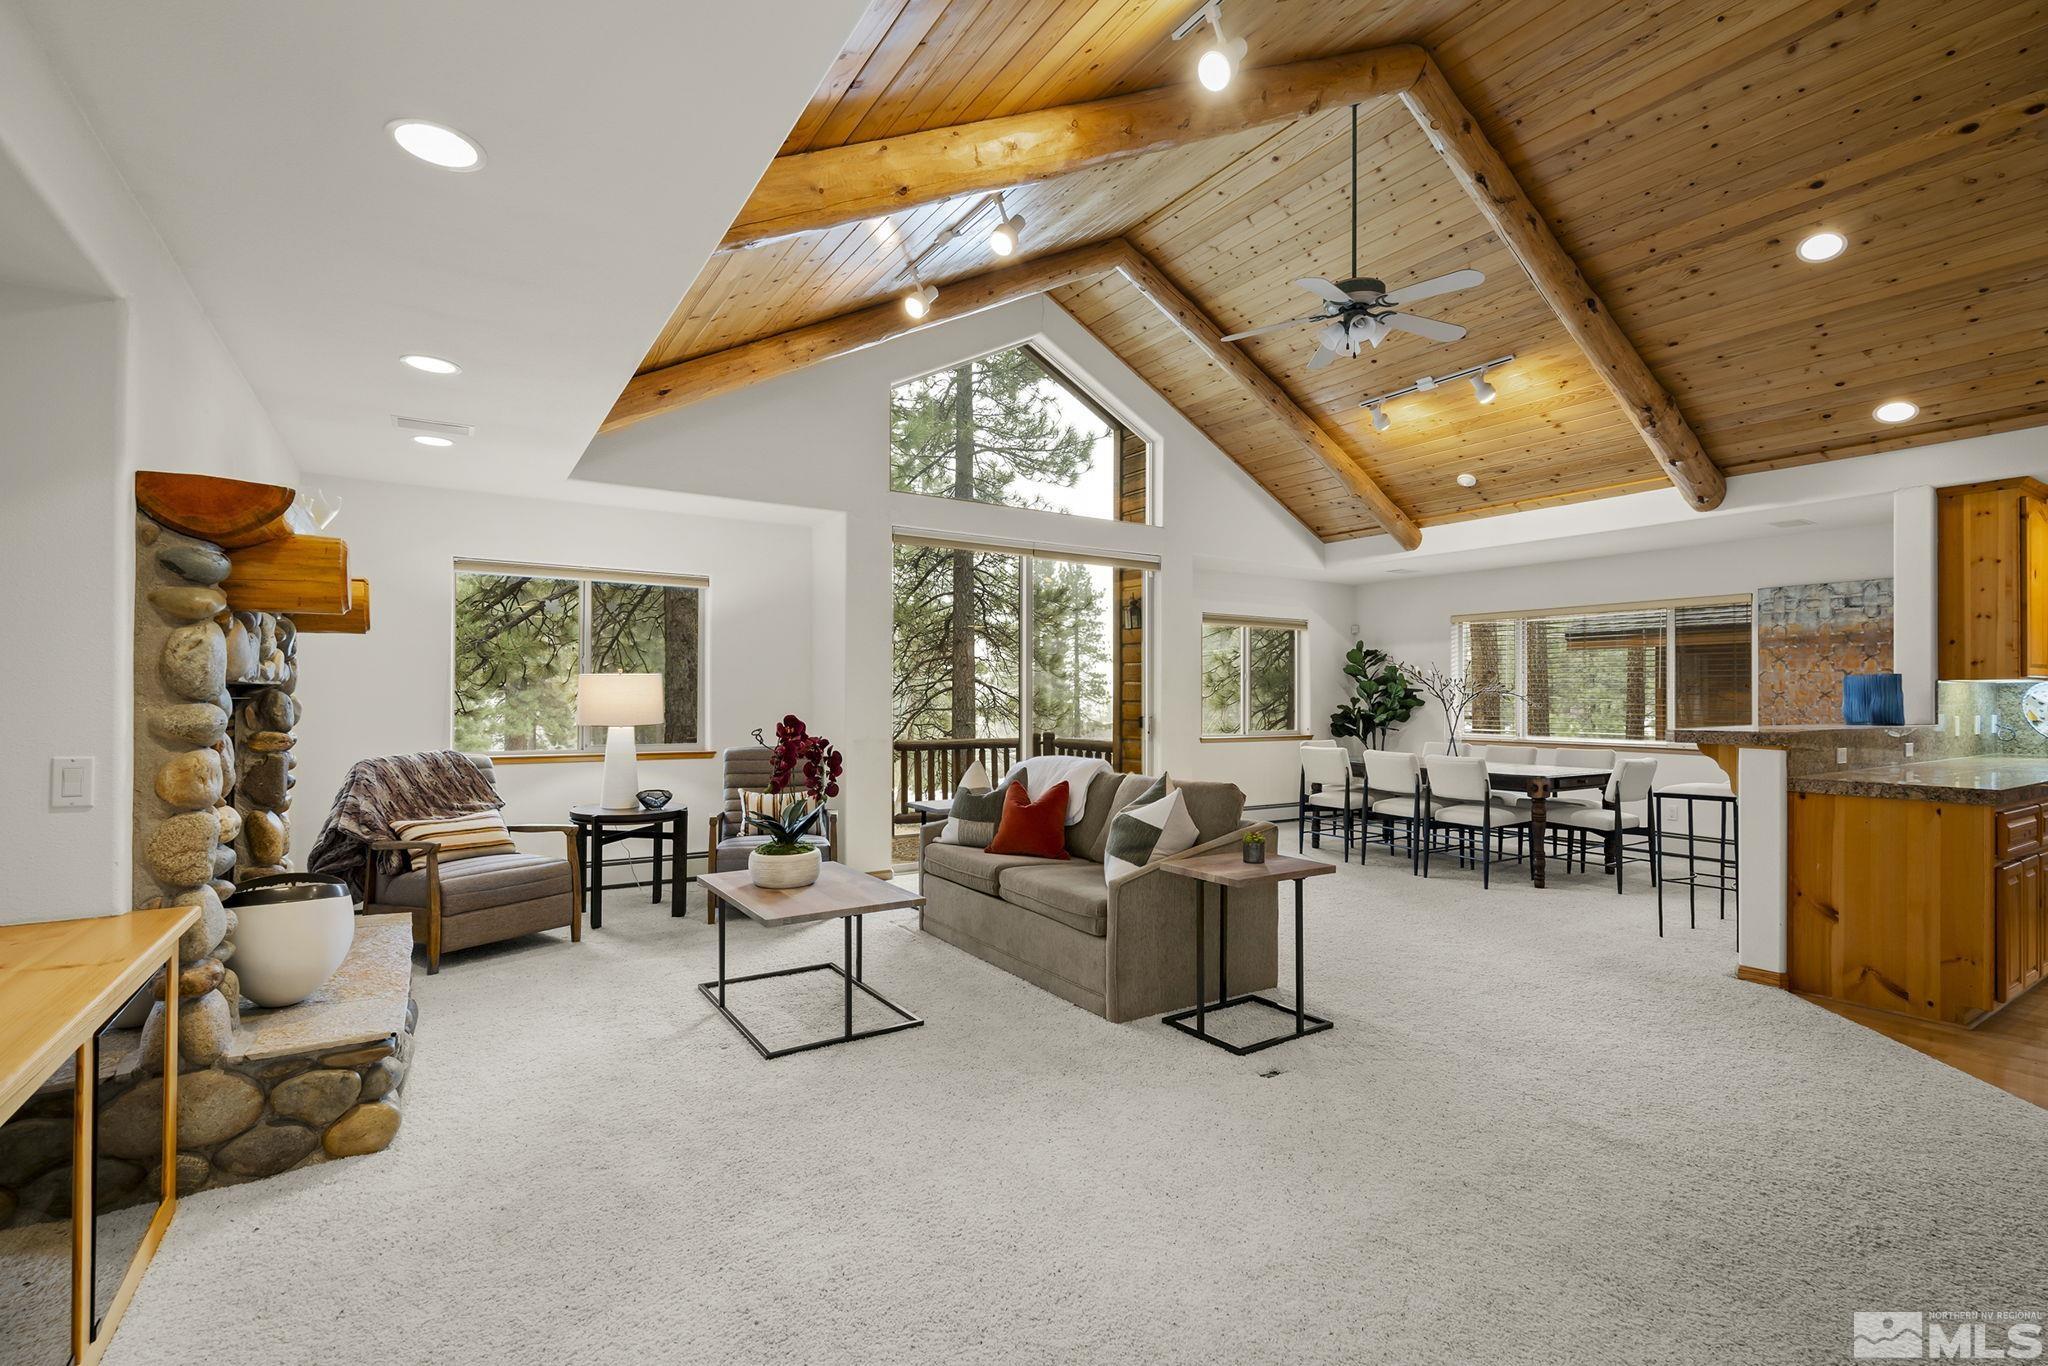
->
xmin=0 ymin=906 xmax=196 ymax=1121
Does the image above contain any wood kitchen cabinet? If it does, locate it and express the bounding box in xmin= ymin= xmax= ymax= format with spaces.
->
xmin=1938 ymin=476 xmax=2048 ymax=680
xmin=1996 ymin=852 xmax=2046 ymax=1003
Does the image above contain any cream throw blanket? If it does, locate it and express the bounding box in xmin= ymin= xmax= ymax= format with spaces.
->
xmin=998 ymin=754 xmax=1115 ymax=826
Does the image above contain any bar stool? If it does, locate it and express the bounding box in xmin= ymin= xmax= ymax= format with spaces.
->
xmin=1654 ymin=783 xmax=1738 ymax=941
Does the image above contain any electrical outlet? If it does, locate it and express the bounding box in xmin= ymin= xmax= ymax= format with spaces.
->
xmin=1836 ymin=747 xmax=1849 ymax=765
xmin=1973 ymin=714 xmax=1984 ymax=735
xmin=1904 ymin=741 xmax=1916 ymax=758
xmin=49 ymin=756 xmax=94 ymax=809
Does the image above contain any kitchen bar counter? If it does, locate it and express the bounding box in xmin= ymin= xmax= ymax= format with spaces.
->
xmin=1788 ymin=755 xmax=2048 ymax=805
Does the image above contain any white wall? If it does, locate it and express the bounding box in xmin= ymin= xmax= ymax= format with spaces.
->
xmin=1354 ymin=522 xmax=1898 ymax=752
xmin=289 ymin=477 xmax=817 ymax=869
xmin=577 ymin=294 xmax=1342 ymax=867
xmin=0 ymin=8 xmax=295 ymax=923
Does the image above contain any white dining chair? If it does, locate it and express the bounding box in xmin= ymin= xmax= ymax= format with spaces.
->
xmin=1362 ymin=749 xmax=1424 ymax=871
xmin=1420 ymin=755 xmax=1530 ymax=888
xmin=1551 ymin=758 xmax=1658 ymax=894
xmin=1299 ymin=742 xmax=1364 ymax=861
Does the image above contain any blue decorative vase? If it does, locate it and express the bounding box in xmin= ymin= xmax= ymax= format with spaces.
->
xmin=1843 ymin=672 xmax=1905 ymax=726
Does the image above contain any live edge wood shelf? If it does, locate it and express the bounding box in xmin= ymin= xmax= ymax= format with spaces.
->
xmin=0 ymin=906 xmax=195 ymax=1363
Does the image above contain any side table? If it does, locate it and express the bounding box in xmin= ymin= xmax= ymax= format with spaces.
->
xmin=568 ymin=804 xmax=688 ymax=929
xmin=1159 ymin=850 xmax=1336 ymax=1055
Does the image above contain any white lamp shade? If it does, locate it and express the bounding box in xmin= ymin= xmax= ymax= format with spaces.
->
xmin=577 ymin=672 xmax=664 ymax=727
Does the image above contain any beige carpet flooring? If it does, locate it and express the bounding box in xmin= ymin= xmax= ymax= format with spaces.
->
xmin=102 ymin=845 xmax=2048 ymax=1364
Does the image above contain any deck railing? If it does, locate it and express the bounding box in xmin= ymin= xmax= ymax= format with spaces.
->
xmin=893 ymin=734 xmax=1116 ymax=819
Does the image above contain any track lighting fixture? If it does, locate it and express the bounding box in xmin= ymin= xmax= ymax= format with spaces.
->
xmin=1173 ymin=2 xmax=1248 ymax=92
xmin=903 ymin=283 xmax=939 ymax=319
xmin=1361 ymin=354 xmax=1516 ymax=421
xmin=988 ymin=198 xmax=1025 ymax=256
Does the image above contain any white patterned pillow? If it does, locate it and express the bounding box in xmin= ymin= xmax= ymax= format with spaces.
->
xmin=1103 ymin=785 xmax=1197 ymax=882
xmin=938 ymin=783 xmax=1006 ymax=848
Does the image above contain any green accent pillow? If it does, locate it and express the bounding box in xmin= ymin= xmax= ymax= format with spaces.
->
xmin=939 ymin=782 xmax=1008 ymax=848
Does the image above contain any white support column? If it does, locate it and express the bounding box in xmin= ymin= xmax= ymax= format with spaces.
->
xmin=1892 ymin=485 xmax=1939 ymax=725
xmin=1736 ymin=746 xmax=1789 ymax=981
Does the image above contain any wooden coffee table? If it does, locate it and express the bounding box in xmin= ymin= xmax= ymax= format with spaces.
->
xmin=696 ymin=863 xmax=926 ymax=1060
xmin=1159 ymin=850 xmax=1336 ymax=1055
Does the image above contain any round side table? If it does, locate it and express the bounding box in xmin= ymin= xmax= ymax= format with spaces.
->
xmin=568 ymin=804 xmax=689 ymax=929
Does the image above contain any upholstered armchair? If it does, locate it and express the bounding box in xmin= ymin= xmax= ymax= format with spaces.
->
xmin=360 ymin=754 xmax=582 ymax=973
xmin=703 ymin=745 xmax=836 ymax=921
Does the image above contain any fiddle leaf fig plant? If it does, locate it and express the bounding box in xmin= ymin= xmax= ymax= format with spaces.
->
xmin=1331 ymin=643 xmax=1424 ymax=750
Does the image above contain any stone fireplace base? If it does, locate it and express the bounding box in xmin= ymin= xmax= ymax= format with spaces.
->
xmin=0 ymin=916 xmax=415 ymax=1224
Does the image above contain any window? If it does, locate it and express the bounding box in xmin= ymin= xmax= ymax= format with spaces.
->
xmin=1201 ymin=616 xmax=1303 ymax=737
xmin=890 ymin=344 xmax=1147 ymax=523
xmin=453 ymin=561 xmax=704 ymax=754
xmin=1453 ymin=597 xmax=1753 ymax=742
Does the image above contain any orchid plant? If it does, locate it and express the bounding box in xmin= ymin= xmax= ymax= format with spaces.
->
xmin=746 ymin=715 xmax=844 ymax=854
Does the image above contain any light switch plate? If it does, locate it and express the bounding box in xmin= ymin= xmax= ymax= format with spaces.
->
xmin=1904 ymin=741 xmax=1916 ymax=758
xmin=1835 ymin=747 xmax=1849 ymax=764
xmin=50 ymin=755 xmax=94 ymax=809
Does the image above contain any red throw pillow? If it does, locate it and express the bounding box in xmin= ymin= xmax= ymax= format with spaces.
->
xmin=986 ymin=781 xmax=1071 ymax=859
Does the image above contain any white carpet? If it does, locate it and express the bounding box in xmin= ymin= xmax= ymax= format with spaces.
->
xmin=105 ymin=847 xmax=2048 ymax=1365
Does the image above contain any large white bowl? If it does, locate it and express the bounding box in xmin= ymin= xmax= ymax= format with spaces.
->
xmin=230 ymin=893 xmax=355 ymax=1007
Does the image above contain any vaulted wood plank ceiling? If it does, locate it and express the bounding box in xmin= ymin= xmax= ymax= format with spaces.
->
xmin=625 ymin=0 xmax=2048 ymax=541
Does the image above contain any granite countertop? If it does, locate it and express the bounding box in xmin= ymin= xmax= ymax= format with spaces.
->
xmin=1672 ymin=724 xmax=1933 ymax=746
xmin=1788 ymin=755 xmax=2048 ymax=806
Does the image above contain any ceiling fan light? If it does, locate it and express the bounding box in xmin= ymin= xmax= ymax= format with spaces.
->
xmin=903 ymin=284 xmax=939 ymax=319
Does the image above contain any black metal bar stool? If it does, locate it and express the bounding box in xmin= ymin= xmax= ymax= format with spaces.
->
xmin=1653 ymin=784 xmax=1738 ymax=942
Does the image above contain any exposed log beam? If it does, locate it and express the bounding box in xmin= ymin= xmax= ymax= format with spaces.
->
xmin=606 ymin=237 xmax=1421 ymax=548
xmin=723 ymin=46 xmax=1427 ymax=251
xmin=1108 ymin=243 xmax=1421 ymax=551
xmin=1398 ymin=54 xmax=1726 ymax=511
xmin=602 ymin=240 xmax=1131 ymax=431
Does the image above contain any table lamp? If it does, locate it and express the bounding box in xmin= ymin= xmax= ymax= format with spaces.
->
xmin=577 ymin=672 xmax=663 ymax=809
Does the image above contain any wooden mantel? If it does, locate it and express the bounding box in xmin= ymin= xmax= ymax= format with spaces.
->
xmin=134 ymin=472 xmax=369 ymax=633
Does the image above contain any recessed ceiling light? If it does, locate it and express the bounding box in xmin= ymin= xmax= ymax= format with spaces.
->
xmin=400 ymin=354 xmax=462 ymax=375
xmin=412 ymin=434 xmax=454 ymax=447
xmin=1796 ymin=230 xmax=1847 ymax=263
xmin=1456 ymin=472 xmax=1478 ymax=488
xmin=387 ymin=119 xmax=484 ymax=171
xmin=1873 ymin=399 xmax=1919 ymax=424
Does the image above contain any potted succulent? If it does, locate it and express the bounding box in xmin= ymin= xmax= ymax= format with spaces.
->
xmin=747 ymin=714 xmax=843 ymax=889
xmin=1242 ymin=830 xmax=1267 ymax=865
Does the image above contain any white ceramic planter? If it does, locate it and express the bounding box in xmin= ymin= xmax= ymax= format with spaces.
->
xmin=232 ymin=895 xmax=355 ymax=1007
xmin=749 ymin=846 xmax=822 ymax=889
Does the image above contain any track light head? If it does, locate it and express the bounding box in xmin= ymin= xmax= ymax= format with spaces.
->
xmin=1368 ymin=403 xmax=1391 ymax=433
xmin=1471 ymin=371 xmax=1497 ymax=404
xmin=1197 ymin=33 xmax=1247 ymax=91
xmin=903 ymin=284 xmax=939 ymax=319
xmin=989 ymin=214 xmax=1025 ymax=257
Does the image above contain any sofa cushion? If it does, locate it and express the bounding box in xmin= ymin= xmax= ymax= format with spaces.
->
xmin=987 ymin=781 xmax=1071 ymax=859
xmin=1064 ymin=769 xmax=1130 ymax=863
xmin=1104 ymin=785 xmax=1198 ymax=881
xmin=999 ymin=861 xmax=1110 ymax=937
xmin=379 ymin=852 xmax=569 ymax=915
xmin=922 ymin=842 xmax=1051 ymax=898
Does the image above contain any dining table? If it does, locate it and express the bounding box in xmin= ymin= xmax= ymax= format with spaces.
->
xmin=1354 ymin=758 xmax=1613 ymax=889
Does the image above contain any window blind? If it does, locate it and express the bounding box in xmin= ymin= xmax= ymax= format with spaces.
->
xmin=1455 ymin=618 xmax=1519 ymax=735
xmin=1673 ymin=599 xmax=1754 ymax=727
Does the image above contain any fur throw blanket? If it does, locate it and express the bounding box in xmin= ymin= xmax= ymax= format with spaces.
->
xmin=307 ymin=750 xmax=505 ymax=897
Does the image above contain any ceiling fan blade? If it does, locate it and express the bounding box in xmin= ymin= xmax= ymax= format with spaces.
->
xmin=1383 ymin=312 xmax=1468 ymax=343
xmin=1293 ymin=277 xmax=1357 ymax=306
xmin=1220 ymin=314 xmax=1327 ymax=342
xmin=1381 ymin=268 xmax=1485 ymax=307
xmin=1305 ymin=345 xmax=1340 ymax=371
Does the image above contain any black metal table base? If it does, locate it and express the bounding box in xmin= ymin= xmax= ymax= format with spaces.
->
xmin=697 ymin=905 xmax=923 ymax=1060
xmin=1163 ymin=880 xmax=1330 ymax=1055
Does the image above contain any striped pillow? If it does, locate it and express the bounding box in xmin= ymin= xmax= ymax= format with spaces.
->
xmin=391 ymin=811 xmax=518 ymax=869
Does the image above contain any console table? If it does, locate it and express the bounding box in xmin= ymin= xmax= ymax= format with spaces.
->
xmin=0 ymin=905 xmax=195 ymax=1364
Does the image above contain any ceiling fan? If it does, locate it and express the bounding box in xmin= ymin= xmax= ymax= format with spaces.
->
xmin=1221 ymin=106 xmax=1485 ymax=371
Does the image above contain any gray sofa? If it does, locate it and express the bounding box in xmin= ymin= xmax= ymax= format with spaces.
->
xmin=918 ymin=770 xmax=1276 ymax=1022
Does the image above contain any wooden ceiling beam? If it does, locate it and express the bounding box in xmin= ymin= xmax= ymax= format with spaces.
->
xmin=1398 ymin=54 xmax=1727 ymax=512
xmin=606 ymin=235 xmax=1423 ymax=549
xmin=602 ymin=240 xmax=1131 ymax=431
xmin=722 ymin=46 xmax=1428 ymax=251
xmin=1108 ymin=243 xmax=1421 ymax=550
